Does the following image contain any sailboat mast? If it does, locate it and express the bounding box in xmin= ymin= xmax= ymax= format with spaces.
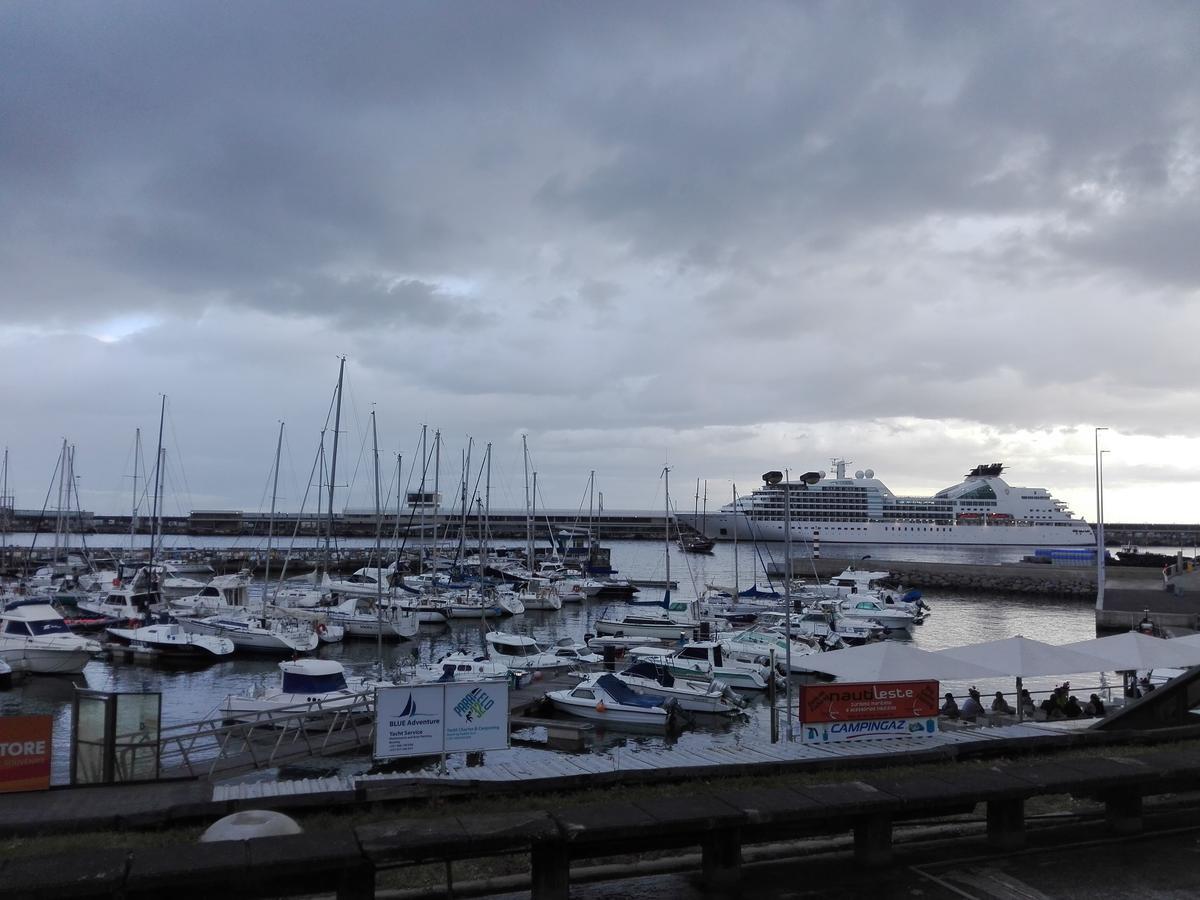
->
xmin=663 ymin=467 xmax=671 ymax=591
xmin=732 ymin=483 xmax=739 ymax=595
xmin=129 ymin=429 xmax=141 ymax=554
xmin=522 ymin=435 xmax=532 ymax=568
xmin=325 ymin=357 xmax=346 ymax=574
xmin=531 ymin=471 xmax=538 ymax=567
xmin=433 ymin=429 xmax=441 ymax=559
xmin=64 ymin=444 xmax=74 ymax=563
xmin=418 ymin=424 xmax=427 ymax=576
xmin=53 ymin=438 xmax=67 ymax=569
xmin=264 ymin=421 xmax=284 ymax=607
xmin=484 ymin=442 xmax=492 ymax=566
xmin=372 ymin=410 xmax=383 ymax=677
xmin=150 ymin=394 xmax=166 ymax=574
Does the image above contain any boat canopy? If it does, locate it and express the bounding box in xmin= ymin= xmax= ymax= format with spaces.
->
xmin=595 ymin=674 xmax=665 ymax=708
xmin=281 ymin=670 xmax=348 ymax=694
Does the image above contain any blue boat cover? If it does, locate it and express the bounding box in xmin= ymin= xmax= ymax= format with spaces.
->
xmin=739 ymin=585 xmax=781 ymax=599
xmin=596 ymin=673 xmax=666 ymax=708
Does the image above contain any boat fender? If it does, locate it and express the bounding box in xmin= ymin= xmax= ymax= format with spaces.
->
xmin=595 ymin=700 xmax=607 ymax=713
xmin=316 ymin=623 xmax=327 ymax=637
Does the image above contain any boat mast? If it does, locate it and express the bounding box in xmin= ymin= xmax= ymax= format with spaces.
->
xmin=264 ymin=421 xmax=284 ymax=607
xmin=1 ymin=447 xmax=8 ymax=573
xmin=783 ymin=471 xmax=793 ymax=743
xmin=588 ymin=470 xmax=595 ymax=545
xmin=522 ymin=435 xmax=532 ymax=569
xmin=325 ymin=357 xmax=346 ymax=578
xmin=433 ymin=429 xmax=441 ymax=565
xmin=149 ymin=394 xmax=166 ymax=583
xmin=64 ymin=444 xmax=74 ymax=566
xmin=732 ymin=484 xmax=739 ymax=595
xmin=663 ymin=466 xmax=671 ymax=601
xmin=532 ymin=470 xmax=538 ymax=567
xmin=418 ymin=424 xmax=427 ymax=577
xmin=129 ymin=428 xmax=141 ymax=555
xmin=52 ymin=438 xmax=66 ymax=571
xmin=372 ymin=409 xmax=383 ymax=678
xmin=482 ymin=442 xmax=491 ymax=580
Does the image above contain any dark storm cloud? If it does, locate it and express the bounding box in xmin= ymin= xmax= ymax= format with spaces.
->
xmin=2 ymin=1 xmax=1200 ymax=516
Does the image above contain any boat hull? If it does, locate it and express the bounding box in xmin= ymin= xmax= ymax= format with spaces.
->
xmin=679 ymin=512 xmax=1096 ymax=546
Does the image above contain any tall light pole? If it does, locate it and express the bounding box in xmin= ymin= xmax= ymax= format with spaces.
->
xmin=1094 ymin=426 xmax=1108 ymax=610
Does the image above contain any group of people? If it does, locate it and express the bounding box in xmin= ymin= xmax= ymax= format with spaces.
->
xmin=940 ymin=683 xmax=1107 ymax=722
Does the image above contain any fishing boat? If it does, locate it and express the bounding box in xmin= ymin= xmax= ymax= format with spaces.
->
xmin=106 ymin=622 xmax=235 ymax=659
xmin=0 ymin=599 xmax=101 ymax=674
xmin=546 ymin=673 xmax=676 ymax=727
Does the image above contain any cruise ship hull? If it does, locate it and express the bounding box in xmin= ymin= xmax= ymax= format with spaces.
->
xmin=678 ymin=512 xmax=1095 ymax=546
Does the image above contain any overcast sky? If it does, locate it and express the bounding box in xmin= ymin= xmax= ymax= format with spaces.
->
xmin=2 ymin=2 xmax=1199 ymax=525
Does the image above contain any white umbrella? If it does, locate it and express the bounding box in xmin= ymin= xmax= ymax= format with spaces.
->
xmin=1063 ymin=632 xmax=1200 ymax=672
xmin=935 ymin=635 xmax=1114 ymax=721
xmin=796 ymin=640 xmax=1007 ymax=682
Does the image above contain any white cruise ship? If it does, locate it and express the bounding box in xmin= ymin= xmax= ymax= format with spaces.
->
xmin=678 ymin=461 xmax=1094 ymax=547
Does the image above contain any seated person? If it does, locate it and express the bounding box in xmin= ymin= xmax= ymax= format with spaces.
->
xmin=940 ymin=692 xmax=960 ymax=719
xmin=960 ymin=688 xmax=984 ymax=722
xmin=1019 ymin=689 xmax=1036 ymax=717
xmin=1084 ymin=693 xmax=1106 ymax=717
xmin=991 ymin=691 xmax=1015 ymax=715
xmin=1064 ymin=695 xmax=1083 ymax=718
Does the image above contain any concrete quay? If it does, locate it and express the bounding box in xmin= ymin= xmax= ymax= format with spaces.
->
xmin=774 ymin=556 xmax=1120 ymax=596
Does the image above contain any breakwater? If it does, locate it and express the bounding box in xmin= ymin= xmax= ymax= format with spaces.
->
xmin=778 ymin=557 xmax=1150 ymax=597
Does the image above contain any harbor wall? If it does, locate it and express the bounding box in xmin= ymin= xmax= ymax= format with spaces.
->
xmin=781 ymin=557 xmax=1125 ymax=597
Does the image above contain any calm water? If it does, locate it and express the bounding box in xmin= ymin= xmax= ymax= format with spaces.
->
xmin=1 ymin=540 xmax=1107 ymax=784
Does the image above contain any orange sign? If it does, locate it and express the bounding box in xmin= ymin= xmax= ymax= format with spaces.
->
xmin=0 ymin=715 xmax=53 ymax=793
xmin=800 ymin=680 xmax=940 ymax=723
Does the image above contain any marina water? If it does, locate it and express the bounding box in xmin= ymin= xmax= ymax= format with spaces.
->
xmin=2 ymin=539 xmax=1104 ymax=784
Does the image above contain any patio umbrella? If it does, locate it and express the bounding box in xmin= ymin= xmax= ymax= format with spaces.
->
xmin=796 ymin=640 xmax=1007 ymax=682
xmin=1063 ymin=632 xmax=1200 ymax=672
xmin=935 ymin=635 xmax=1114 ymax=721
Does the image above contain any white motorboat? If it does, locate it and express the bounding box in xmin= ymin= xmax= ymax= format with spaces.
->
xmin=548 ymin=638 xmax=602 ymax=666
xmin=106 ymin=622 xmax=235 ymax=659
xmin=179 ymin=611 xmax=319 ymax=655
xmin=614 ymin=661 xmax=745 ymax=716
xmin=167 ymin=572 xmax=253 ymax=616
xmin=818 ymin=598 xmax=916 ymax=631
xmin=628 ymin=641 xmax=774 ymax=692
xmin=411 ymin=651 xmax=516 ymax=684
xmin=756 ymin=610 xmax=883 ymax=646
xmin=594 ymin=599 xmax=701 ymax=640
xmin=443 ymin=592 xmax=509 ymax=619
xmin=0 ymin=600 xmax=101 ymax=674
xmin=513 ymin=586 xmax=563 ymax=611
xmin=326 ymin=596 xmax=418 ymax=640
xmin=547 ymin=673 xmax=676 ymax=728
xmin=76 ymin=586 xmax=155 ymax=625
xmin=221 ymin=659 xmax=368 ymax=723
xmin=485 ymin=632 xmax=576 ymax=672
xmin=718 ymin=626 xmax=822 ymax=670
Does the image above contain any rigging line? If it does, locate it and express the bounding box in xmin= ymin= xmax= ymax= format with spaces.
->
xmin=274 ymin=427 xmax=324 ymax=593
xmin=25 ymin=442 xmax=65 ymax=566
xmin=668 ymin=496 xmax=702 ymax=598
xmin=389 ymin=428 xmax=428 ymax=562
xmin=164 ymin=400 xmax=195 ymax=515
xmin=67 ymin=448 xmax=96 ymax=571
xmin=339 ymin=374 xmax=369 ymax=515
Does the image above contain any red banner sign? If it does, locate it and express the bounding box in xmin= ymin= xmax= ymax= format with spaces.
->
xmin=0 ymin=715 xmax=53 ymax=793
xmin=800 ymin=680 xmax=939 ymax=724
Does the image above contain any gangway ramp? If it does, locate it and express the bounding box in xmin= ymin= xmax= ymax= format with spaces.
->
xmin=153 ymin=691 xmax=376 ymax=781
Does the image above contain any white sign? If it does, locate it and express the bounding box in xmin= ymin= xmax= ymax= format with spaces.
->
xmin=444 ymin=682 xmax=509 ymax=753
xmin=374 ymin=680 xmax=510 ymax=760
xmin=800 ymin=717 xmax=938 ymax=744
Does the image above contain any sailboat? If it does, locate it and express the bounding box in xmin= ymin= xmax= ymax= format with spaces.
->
xmin=678 ymin=479 xmax=716 ymax=554
xmin=594 ymin=467 xmax=700 ymax=638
